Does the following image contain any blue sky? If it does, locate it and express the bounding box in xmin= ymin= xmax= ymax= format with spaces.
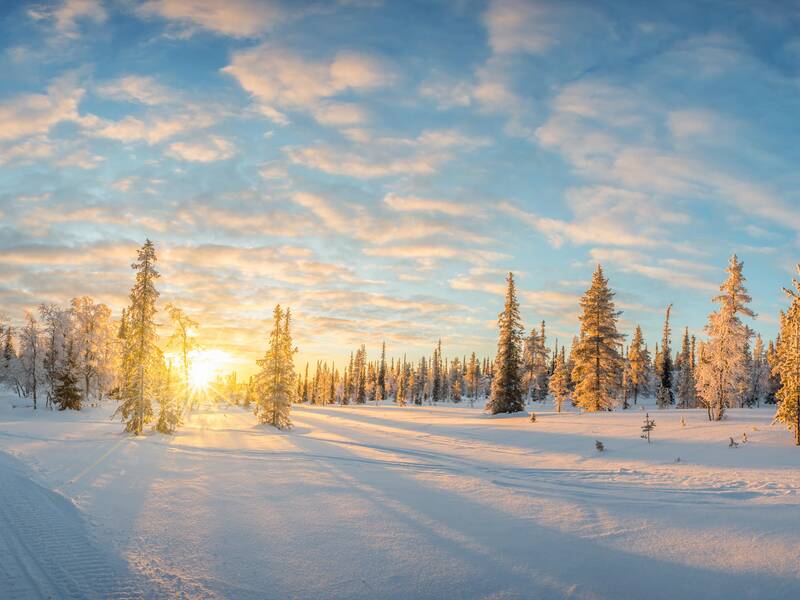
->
xmin=1 ymin=0 xmax=799 ymax=373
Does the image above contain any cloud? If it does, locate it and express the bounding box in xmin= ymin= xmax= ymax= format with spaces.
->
xmin=95 ymin=75 xmax=174 ymax=105
xmin=363 ymin=244 xmax=505 ymax=266
xmin=0 ymin=75 xmax=86 ymax=142
xmin=292 ymin=192 xmax=492 ymax=245
xmin=89 ymin=111 xmax=216 ymax=145
xmin=137 ymin=0 xmax=284 ymax=37
xmin=165 ymin=136 xmax=236 ymax=162
xmin=383 ymin=193 xmax=477 ymax=217
xmin=589 ymin=248 xmax=717 ymax=292
xmin=222 ymin=43 xmax=391 ymax=125
xmin=310 ymin=102 xmax=368 ymax=126
xmin=29 ymin=0 xmax=107 ymax=38
xmin=498 ymin=183 xmax=688 ymax=249
xmin=286 ymin=128 xmax=488 ymax=179
xmin=535 ymin=78 xmax=800 ymax=235
xmin=484 ymin=0 xmax=561 ymax=55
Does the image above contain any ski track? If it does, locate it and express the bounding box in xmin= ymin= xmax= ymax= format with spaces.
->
xmin=2 ymin=401 xmax=800 ymax=599
xmin=0 ymin=452 xmax=146 ymax=600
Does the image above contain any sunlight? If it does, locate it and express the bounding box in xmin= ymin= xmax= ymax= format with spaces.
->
xmin=188 ymin=349 xmax=229 ymax=390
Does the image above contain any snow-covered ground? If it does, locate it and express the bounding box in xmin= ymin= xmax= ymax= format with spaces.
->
xmin=1 ymin=394 xmax=799 ymax=599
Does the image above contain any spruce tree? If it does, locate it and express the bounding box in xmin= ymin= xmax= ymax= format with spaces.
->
xmin=696 ymin=255 xmax=754 ymax=421
xmin=487 ymin=273 xmax=525 ymax=414
xmin=255 ymin=305 xmax=296 ymax=429
xmin=156 ymin=358 xmax=181 ymax=433
xmin=655 ymin=305 xmax=674 ymax=408
xmin=572 ymin=265 xmax=624 ymax=411
xmin=773 ymin=266 xmax=800 ymax=445
xmin=114 ymin=240 xmax=161 ymax=434
xmin=626 ymin=325 xmax=649 ymax=405
xmin=377 ymin=341 xmax=386 ymax=402
xmin=675 ymin=327 xmax=696 ymax=408
xmin=54 ymin=340 xmax=81 ymax=411
xmin=549 ymin=347 xmax=570 ymax=413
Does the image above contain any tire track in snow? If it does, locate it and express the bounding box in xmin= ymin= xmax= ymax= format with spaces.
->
xmin=0 ymin=451 xmax=147 ymax=599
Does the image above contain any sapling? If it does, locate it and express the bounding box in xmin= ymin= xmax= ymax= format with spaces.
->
xmin=729 ymin=437 xmax=739 ymax=448
xmin=595 ymin=440 xmax=605 ymax=452
xmin=529 ymin=411 xmax=536 ymax=423
xmin=641 ymin=412 xmax=656 ymax=443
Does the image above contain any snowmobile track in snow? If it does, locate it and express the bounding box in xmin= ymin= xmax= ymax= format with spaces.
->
xmin=0 ymin=452 xmax=146 ymax=600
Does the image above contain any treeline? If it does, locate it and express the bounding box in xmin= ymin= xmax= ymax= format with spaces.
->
xmin=2 ymin=241 xmax=800 ymax=445
xmin=485 ymin=257 xmax=799 ymax=445
xmin=0 ymin=240 xmax=296 ymax=433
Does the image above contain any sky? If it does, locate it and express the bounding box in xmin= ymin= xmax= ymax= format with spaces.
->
xmin=1 ymin=0 xmax=799 ymax=375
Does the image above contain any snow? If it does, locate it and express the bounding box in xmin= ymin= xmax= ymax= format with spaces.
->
xmin=1 ymin=394 xmax=799 ymax=599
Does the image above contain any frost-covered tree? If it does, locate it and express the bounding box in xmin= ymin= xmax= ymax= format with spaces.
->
xmin=19 ymin=311 xmax=43 ymax=409
xmin=488 ymin=272 xmax=525 ymax=414
xmin=165 ymin=304 xmax=198 ymax=408
xmin=655 ymin=305 xmax=674 ymax=408
xmin=71 ymin=297 xmax=116 ymax=403
xmin=449 ymin=357 xmax=463 ymax=402
xmin=626 ymin=325 xmax=650 ymax=405
xmin=377 ymin=341 xmax=387 ymax=402
xmin=39 ymin=303 xmax=72 ymax=409
xmin=772 ymin=267 xmax=800 ymax=445
xmin=522 ymin=321 xmax=550 ymax=403
xmin=255 ymin=305 xmax=296 ymax=429
xmin=572 ymin=265 xmax=625 ymax=411
xmin=156 ymin=359 xmax=180 ymax=433
xmin=466 ymin=352 xmax=480 ymax=406
xmin=696 ymin=255 xmax=754 ymax=421
xmin=746 ymin=335 xmax=769 ymax=407
xmin=1 ymin=325 xmax=19 ymax=392
xmin=115 ymin=240 xmax=161 ymax=434
xmin=549 ymin=347 xmax=570 ymax=413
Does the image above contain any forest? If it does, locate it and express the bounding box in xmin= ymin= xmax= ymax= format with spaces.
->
xmin=2 ymin=239 xmax=799 ymax=446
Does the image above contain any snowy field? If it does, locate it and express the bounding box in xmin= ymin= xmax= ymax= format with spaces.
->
xmin=1 ymin=395 xmax=799 ymax=600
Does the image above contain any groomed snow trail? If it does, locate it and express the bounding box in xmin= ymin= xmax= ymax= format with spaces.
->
xmin=1 ymin=399 xmax=799 ymax=599
xmin=0 ymin=451 xmax=145 ymax=600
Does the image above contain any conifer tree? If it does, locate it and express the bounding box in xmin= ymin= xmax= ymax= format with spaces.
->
xmin=655 ymin=305 xmax=674 ymax=408
xmin=696 ymin=255 xmax=754 ymax=421
xmin=549 ymin=347 xmax=570 ymax=413
xmin=255 ymin=305 xmax=296 ymax=429
xmin=115 ymin=240 xmax=161 ymax=434
xmin=572 ymin=265 xmax=624 ymax=411
xmin=746 ymin=335 xmax=768 ymax=407
xmin=675 ymin=327 xmax=696 ymax=408
xmin=626 ymin=325 xmax=649 ymax=405
xmin=487 ymin=273 xmax=525 ymax=414
xmin=1 ymin=325 xmax=17 ymax=389
xmin=156 ymin=358 xmax=181 ymax=433
xmin=377 ymin=341 xmax=386 ymax=402
xmin=54 ymin=339 xmax=81 ymax=411
xmin=773 ymin=266 xmax=800 ymax=445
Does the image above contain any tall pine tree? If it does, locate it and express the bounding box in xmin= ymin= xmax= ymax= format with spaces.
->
xmin=655 ymin=304 xmax=674 ymax=408
xmin=572 ymin=265 xmax=624 ymax=411
xmin=773 ymin=266 xmax=800 ymax=445
xmin=696 ymin=255 xmax=754 ymax=421
xmin=487 ymin=273 xmax=525 ymax=414
xmin=255 ymin=305 xmax=296 ymax=429
xmin=114 ymin=240 xmax=161 ymax=434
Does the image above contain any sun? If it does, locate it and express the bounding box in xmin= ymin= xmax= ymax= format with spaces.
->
xmin=188 ymin=349 xmax=227 ymax=390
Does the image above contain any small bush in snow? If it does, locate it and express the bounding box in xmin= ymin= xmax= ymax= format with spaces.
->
xmin=640 ymin=412 xmax=656 ymax=444
xmin=595 ymin=440 xmax=604 ymax=452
